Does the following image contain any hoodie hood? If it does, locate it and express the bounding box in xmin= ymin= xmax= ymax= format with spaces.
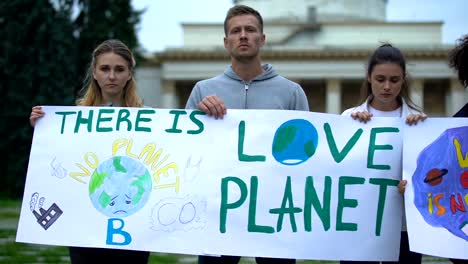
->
xmin=223 ymin=63 xmax=278 ymax=82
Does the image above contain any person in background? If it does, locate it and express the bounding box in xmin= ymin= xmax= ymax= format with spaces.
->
xmin=450 ymin=34 xmax=468 ymax=118
xmin=185 ymin=4 xmax=309 ymax=264
xmin=29 ymin=39 xmax=149 ymax=264
xmin=447 ymin=34 xmax=468 ymax=264
xmin=341 ymin=43 xmax=426 ymax=264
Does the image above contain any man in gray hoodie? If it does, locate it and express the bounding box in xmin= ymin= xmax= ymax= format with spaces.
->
xmin=185 ymin=4 xmax=309 ymax=264
xmin=185 ymin=4 xmax=309 ymax=118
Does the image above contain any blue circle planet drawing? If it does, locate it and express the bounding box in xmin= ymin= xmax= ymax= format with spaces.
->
xmin=272 ymin=119 xmax=318 ymax=165
xmin=412 ymin=126 xmax=468 ymax=241
xmin=89 ymin=156 xmax=152 ymax=217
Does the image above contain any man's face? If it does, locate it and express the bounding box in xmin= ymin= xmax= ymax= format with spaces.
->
xmin=224 ymin=14 xmax=265 ymax=62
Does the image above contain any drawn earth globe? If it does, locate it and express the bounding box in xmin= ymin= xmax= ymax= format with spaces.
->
xmin=89 ymin=156 xmax=152 ymax=217
xmin=272 ymin=119 xmax=318 ymax=165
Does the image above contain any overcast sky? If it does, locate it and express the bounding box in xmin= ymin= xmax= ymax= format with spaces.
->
xmin=132 ymin=0 xmax=468 ymax=52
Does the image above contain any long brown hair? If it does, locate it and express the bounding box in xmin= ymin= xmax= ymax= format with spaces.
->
xmin=357 ymin=43 xmax=421 ymax=111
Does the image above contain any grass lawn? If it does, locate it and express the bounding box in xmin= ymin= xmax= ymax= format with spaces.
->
xmin=0 ymin=199 xmax=450 ymax=264
xmin=1 ymin=199 xmax=339 ymax=264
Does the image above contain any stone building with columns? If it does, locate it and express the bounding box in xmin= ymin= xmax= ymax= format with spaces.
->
xmin=135 ymin=0 xmax=465 ymax=116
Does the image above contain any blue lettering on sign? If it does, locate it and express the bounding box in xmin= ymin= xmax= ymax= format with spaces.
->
xmin=106 ymin=218 xmax=132 ymax=246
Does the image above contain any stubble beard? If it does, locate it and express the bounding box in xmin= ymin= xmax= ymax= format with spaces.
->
xmin=231 ymin=50 xmax=259 ymax=63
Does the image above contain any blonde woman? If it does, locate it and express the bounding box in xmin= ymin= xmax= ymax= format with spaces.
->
xmin=29 ymin=39 xmax=149 ymax=264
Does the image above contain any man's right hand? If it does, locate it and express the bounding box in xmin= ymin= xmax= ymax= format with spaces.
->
xmin=197 ymin=95 xmax=227 ymax=119
xmin=30 ymin=106 xmax=45 ymax=127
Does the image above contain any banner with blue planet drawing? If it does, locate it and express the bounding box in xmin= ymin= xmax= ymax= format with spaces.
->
xmin=17 ymin=106 xmax=407 ymax=261
xmin=403 ymin=118 xmax=468 ymax=260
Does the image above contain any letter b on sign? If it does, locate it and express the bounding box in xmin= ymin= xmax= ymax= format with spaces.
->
xmin=106 ymin=218 xmax=132 ymax=246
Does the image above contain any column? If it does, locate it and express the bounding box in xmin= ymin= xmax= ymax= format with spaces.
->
xmin=326 ymin=79 xmax=341 ymax=114
xmin=449 ymin=78 xmax=465 ymax=116
xmin=135 ymin=67 xmax=161 ymax=107
xmin=161 ymin=80 xmax=179 ymax=109
xmin=410 ymin=79 xmax=424 ymax=109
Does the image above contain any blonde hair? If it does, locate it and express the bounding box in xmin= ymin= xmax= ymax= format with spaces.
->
xmin=76 ymin=39 xmax=143 ymax=107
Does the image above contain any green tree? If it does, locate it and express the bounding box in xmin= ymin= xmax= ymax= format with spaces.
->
xmin=0 ymin=0 xmax=144 ymax=198
xmin=0 ymin=0 xmax=77 ymax=197
xmin=74 ymin=0 xmax=144 ymax=94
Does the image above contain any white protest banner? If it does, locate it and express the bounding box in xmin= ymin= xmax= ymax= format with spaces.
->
xmin=17 ymin=106 xmax=404 ymax=261
xmin=403 ymin=118 xmax=468 ymax=259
